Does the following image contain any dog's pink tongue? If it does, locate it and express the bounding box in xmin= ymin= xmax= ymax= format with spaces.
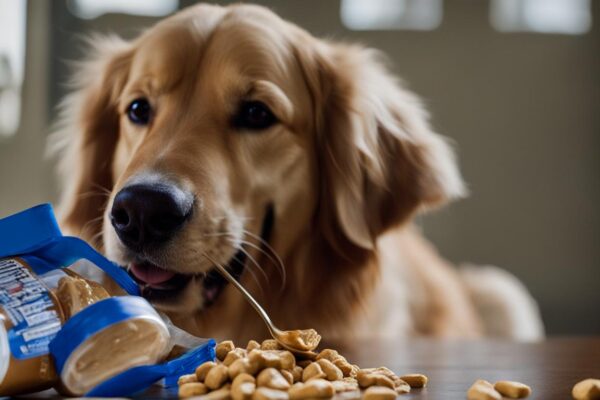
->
xmin=130 ymin=263 xmax=175 ymax=285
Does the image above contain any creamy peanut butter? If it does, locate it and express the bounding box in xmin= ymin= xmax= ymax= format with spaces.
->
xmin=56 ymin=272 xmax=110 ymax=319
xmin=59 ymin=317 xmax=170 ymax=396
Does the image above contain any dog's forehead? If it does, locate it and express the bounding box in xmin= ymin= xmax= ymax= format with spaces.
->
xmin=128 ymin=25 xmax=197 ymax=93
xmin=206 ymin=19 xmax=293 ymax=78
xmin=129 ymin=7 xmax=297 ymax=91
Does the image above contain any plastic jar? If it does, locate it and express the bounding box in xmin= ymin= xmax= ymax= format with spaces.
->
xmin=0 ymin=257 xmax=109 ymax=395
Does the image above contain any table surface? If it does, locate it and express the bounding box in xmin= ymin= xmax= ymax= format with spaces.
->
xmin=21 ymin=337 xmax=600 ymax=399
xmin=336 ymin=337 xmax=600 ymax=399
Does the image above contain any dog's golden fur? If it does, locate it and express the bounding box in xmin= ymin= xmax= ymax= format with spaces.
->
xmin=53 ymin=4 xmax=542 ymax=342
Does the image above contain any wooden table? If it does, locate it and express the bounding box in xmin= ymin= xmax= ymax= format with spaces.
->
xmin=337 ymin=337 xmax=600 ymax=399
xmin=23 ymin=337 xmax=600 ymax=399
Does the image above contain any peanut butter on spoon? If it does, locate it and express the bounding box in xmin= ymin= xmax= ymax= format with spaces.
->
xmin=208 ymin=256 xmax=321 ymax=357
xmin=276 ymin=329 xmax=321 ymax=352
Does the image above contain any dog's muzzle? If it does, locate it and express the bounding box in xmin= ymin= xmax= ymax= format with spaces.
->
xmin=125 ymin=205 xmax=275 ymax=308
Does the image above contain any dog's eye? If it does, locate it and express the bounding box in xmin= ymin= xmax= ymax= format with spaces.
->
xmin=127 ymin=98 xmax=152 ymax=125
xmin=234 ymin=101 xmax=277 ymax=131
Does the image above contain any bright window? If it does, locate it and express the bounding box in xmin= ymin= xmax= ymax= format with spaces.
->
xmin=341 ymin=0 xmax=443 ymax=31
xmin=67 ymin=0 xmax=179 ymax=20
xmin=0 ymin=0 xmax=26 ymax=137
xmin=491 ymin=0 xmax=592 ymax=34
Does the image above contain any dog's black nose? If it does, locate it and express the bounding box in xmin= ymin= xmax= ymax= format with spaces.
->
xmin=110 ymin=183 xmax=193 ymax=249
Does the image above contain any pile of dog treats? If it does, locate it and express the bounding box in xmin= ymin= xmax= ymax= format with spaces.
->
xmin=177 ymin=339 xmax=427 ymax=399
xmin=178 ymin=339 xmax=600 ymax=399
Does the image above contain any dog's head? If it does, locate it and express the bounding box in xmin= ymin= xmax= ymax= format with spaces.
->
xmin=54 ymin=4 xmax=464 ymax=314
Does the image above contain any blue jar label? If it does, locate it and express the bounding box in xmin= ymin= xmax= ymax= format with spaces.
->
xmin=0 ymin=258 xmax=63 ymax=359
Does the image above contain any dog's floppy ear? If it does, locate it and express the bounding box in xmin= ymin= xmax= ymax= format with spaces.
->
xmin=298 ymin=41 xmax=465 ymax=250
xmin=50 ymin=36 xmax=132 ymax=245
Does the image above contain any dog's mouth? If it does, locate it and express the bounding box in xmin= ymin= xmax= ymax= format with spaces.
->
xmin=128 ymin=250 xmax=247 ymax=306
xmin=126 ymin=206 xmax=274 ymax=308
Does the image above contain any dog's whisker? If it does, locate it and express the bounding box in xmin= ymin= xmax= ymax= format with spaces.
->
xmin=200 ymin=251 xmax=265 ymax=304
xmin=79 ymin=214 xmax=106 ymax=244
xmin=202 ymin=229 xmax=286 ymax=290
xmin=241 ymin=229 xmax=286 ymax=288
xmin=201 ymin=232 xmax=270 ymax=285
xmin=80 ymin=214 xmax=104 ymax=229
xmin=199 ymin=226 xmax=286 ymax=295
xmin=76 ymin=192 xmax=106 ymax=200
xmin=77 ymin=183 xmax=112 ymax=201
xmin=88 ymin=229 xmax=105 ymax=247
xmin=236 ymin=238 xmax=286 ymax=289
xmin=89 ymin=183 xmax=112 ymax=196
xmin=84 ymin=213 xmax=105 ymax=223
xmin=207 ymin=215 xmax=255 ymax=223
xmin=234 ymin=244 xmax=270 ymax=286
xmin=232 ymin=253 xmax=266 ymax=299
xmin=75 ymin=193 xmax=110 ymax=245
xmin=202 ymin=232 xmax=235 ymax=238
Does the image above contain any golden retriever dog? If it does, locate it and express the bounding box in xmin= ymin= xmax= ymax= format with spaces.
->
xmin=52 ymin=3 xmax=543 ymax=342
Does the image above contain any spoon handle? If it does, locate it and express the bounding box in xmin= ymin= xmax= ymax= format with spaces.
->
xmin=212 ymin=262 xmax=277 ymax=333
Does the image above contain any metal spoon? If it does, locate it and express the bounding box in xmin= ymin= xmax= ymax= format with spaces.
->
xmin=209 ymin=258 xmax=319 ymax=357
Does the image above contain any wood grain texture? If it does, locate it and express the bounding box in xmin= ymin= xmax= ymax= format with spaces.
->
xmin=336 ymin=337 xmax=600 ymax=399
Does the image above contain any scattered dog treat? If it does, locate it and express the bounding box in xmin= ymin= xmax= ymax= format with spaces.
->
xmin=357 ymin=369 xmax=395 ymax=390
xmin=363 ymin=386 xmax=398 ymax=400
xmin=178 ymin=339 xmax=428 ymax=398
xmin=254 ymin=386 xmax=289 ymax=400
xmin=303 ymin=362 xmax=327 ymax=382
xmin=332 ymin=378 xmax=359 ymax=393
xmin=179 ymin=382 xmax=208 ymax=397
xmin=257 ymin=368 xmax=291 ymax=390
xmin=223 ymin=348 xmax=247 ymax=366
xmin=231 ymin=373 xmax=255 ymax=400
xmin=494 ymin=380 xmax=532 ymax=398
xmin=399 ymin=373 xmax=428 ymax=388
xmin=177 ymin=374 xmax=198 ymax=385
xmin=204 ymin=364 xmax=230 ymax=390
xmin=357 ymin=367 xmax=410 ymax=394
xmin=216 ymin=340 xmax=235 ymax=361
xmin=289 ymin=379 xmax=335 ymax=399
xmin=572 ymin=379 xmax=600 ymax=400
xmin=247 ymin=340 xmax=261 ymax=351
xmin=280 ymin=369 xmax=294 ymax=385
xmin=468 ymin=379 xmax=533 ymax=400
xmin=467 ymin=379 xmax=502 ymax=400
xmin=203 ymin=383 xmax=231 ymax=400
xmin=196 ymin=361 xmax=218 ymax=381
xmin=317 ymin=359 xmax=344 ymax=381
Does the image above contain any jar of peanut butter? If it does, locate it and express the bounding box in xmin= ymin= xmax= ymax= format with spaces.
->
xmin=0 ymin=257 xmax=109 ymax=396
xmin=0 ymin=204 xmax=213 ymax=397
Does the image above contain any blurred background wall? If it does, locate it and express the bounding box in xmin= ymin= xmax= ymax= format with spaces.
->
xmin=0 ymin=0 xmax=598 ymax=334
